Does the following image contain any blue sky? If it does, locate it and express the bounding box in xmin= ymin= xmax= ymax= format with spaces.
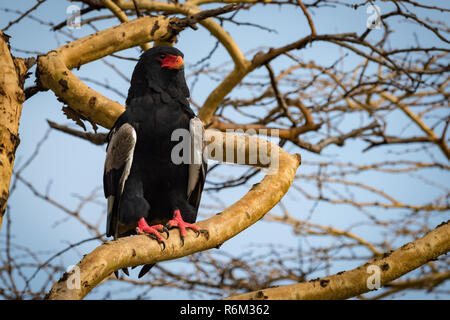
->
xmin=1 ymin=0 xmax=449 ymax=299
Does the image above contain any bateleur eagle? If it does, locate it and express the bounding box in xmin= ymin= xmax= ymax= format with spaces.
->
xmin=103 ymin=46 xmax=207 ymax=278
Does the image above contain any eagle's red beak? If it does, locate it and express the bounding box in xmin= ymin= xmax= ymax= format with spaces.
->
xmin=161 ymin=54 xmax=184 ymax=70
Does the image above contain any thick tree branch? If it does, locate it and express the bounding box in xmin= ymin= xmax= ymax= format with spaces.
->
xmin=46 ymin=131 xmax=301 ymax=299
xmin=100 ymin=0 xmax=151 ymax=51
xmin=37 ymin=6 xmax=242 ymax=128
xmin=226 ymin=220 xmax=450 ymax=300
xmin=115 ymin=0 xmax=247 ymax=67
xmin=364 ymin=270 xmax=450 ymax=300
xmin=37 ymin=15 xmax=170 ymax=128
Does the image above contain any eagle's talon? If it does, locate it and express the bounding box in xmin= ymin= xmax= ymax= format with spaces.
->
xmin=162 ymin=225 xmax=170 ymax=239
xmin=148 ymin=234 xmax=165 ymax=250
xmin=166 ymin=209 xmax=202 ymax=246
xmin=136 ymin=218 xmax=167 ymax=248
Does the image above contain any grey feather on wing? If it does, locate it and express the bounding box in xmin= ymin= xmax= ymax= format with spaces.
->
xmin=104 ymin=123 xmax=137 ymax=238
xmin=187 ymin=118 xmax=207 ymax=212
xmin=188 ymin=117 xmax=205 ymax=197
xmin=105 ymin=123 xmax=137 ymax=172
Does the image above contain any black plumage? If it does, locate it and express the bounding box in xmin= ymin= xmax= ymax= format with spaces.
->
xmin=103 ymin=46 xmax=207 ymax=278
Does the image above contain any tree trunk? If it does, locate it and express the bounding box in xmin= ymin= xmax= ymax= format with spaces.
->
xmin=0 ymin=30 xmax=28 ymax=231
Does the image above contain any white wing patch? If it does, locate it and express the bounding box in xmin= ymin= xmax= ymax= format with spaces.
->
xmin=105 ymin=123 xmax=137 ymax=218
xmin=188 ymin=117 xmax=205 ymax=197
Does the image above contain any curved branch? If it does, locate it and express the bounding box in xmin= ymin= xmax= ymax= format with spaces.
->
xmin=116 ymin=0 xmax=247 ymax=66
xmin=100 ymin=0 xmax=151 ymax=51
xmin=112 ymin=1 xmax=249 ymax=125
xmin=46 ymin=131 xmax=301 ymax=299
xmin=36 ymin=15 xmax=175 ymax=128
xmin=37 ymin=6 xmax=245 ymax=128
xmin=198 ymin=65 xmax=250 ymax=124
xmin=226 ymin=220 xmax=450 ymax=300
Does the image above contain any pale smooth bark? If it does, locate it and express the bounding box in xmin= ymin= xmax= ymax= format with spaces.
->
xmin=226 ymin=221 xmax=450 ymax=300
xmin=0 ymin=30 xmax=29 ymax=231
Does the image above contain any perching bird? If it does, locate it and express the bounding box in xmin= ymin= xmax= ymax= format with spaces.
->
xmin=103 ymin=46 xmax=207 ymax=278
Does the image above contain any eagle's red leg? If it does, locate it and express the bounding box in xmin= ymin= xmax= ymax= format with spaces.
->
xmin=136 ymin=217 xmax=169 ymax=249
xmin=166 ymin=209 xmax=200 ymax=246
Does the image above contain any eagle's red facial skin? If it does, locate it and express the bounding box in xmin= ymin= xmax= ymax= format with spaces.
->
xmin=160 ymin=54 xmax=184 ymax=70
